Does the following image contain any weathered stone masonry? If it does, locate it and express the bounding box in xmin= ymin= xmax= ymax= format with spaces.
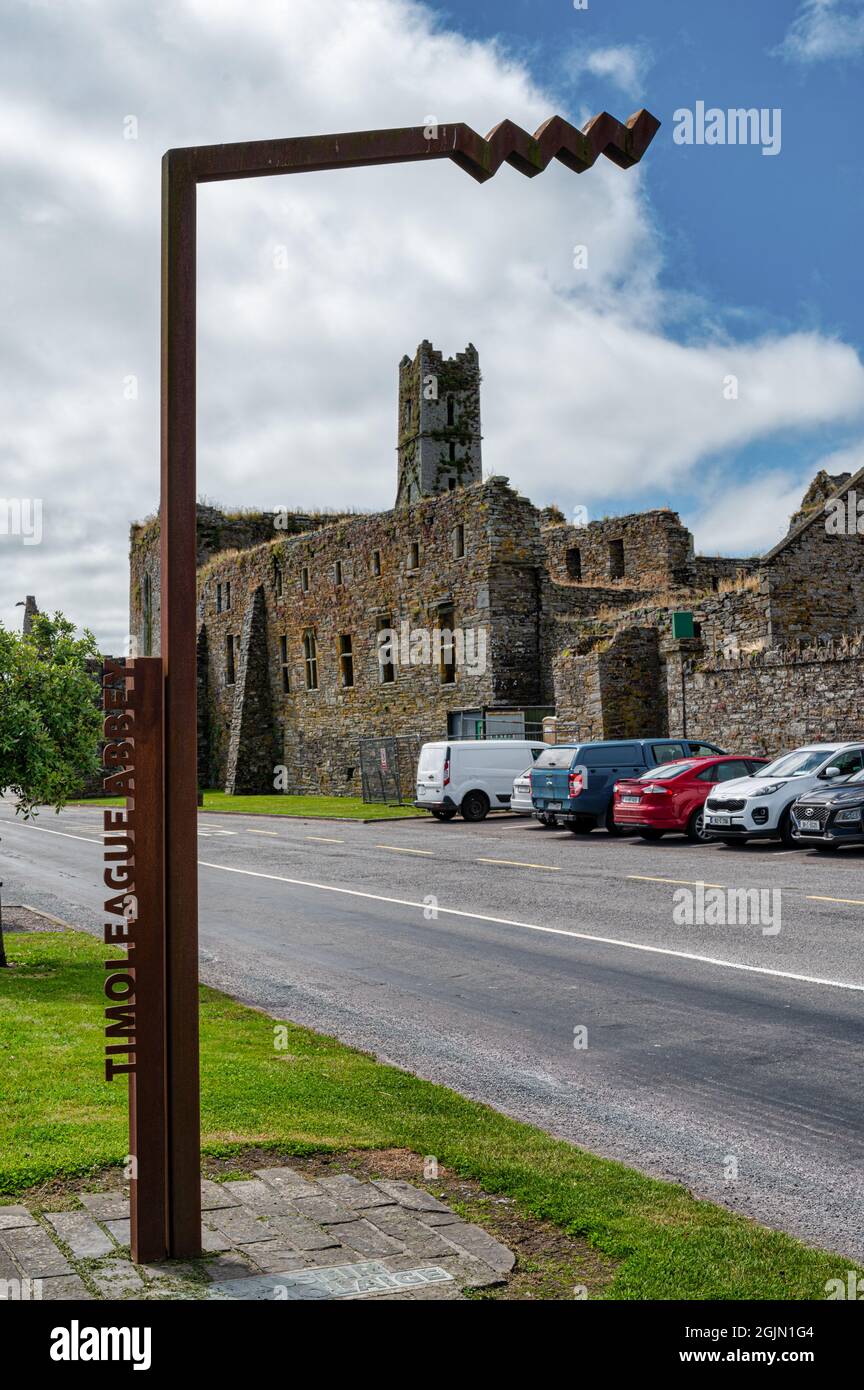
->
xmin=130 ymin=346 xmax=864 ymax=792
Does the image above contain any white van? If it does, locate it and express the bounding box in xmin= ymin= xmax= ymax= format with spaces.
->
xmin=414 ymin=739 xmax=547 ymax=821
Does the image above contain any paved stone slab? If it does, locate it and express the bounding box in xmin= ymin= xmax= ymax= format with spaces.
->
xmin=200 ymin=1254 xmax=258 ymax=1282
xmin=406 ymin=1282 xmax=467 ymax=1300
xmin=316 ymin=1175 xmax=397 ymax=1210
xmin=45 ymin=1210 xmax=115 ymax=1259
xmin=140 ymin=1261 xmax=199 ymax=1283
xmin=200 ymin=1179 xmax=240 ymax=1211
xmin=238 ymin=1243 xmax=316 ymax=1274
xmin=364 ymin=1207 xmax=457 ymax=1258
xmin=265 ymin=1213 xmax=341 ymax=1252
xmin=103 ymin=1218 xmax=131 ymax=1247
xmin=438 ymin=1222 xmax=515 ymax=1274
xmin=0 ymin=1274 xmax=46 ymax=1299
xmin=208 ymin=1259 xmax=454 ymax=1301
xmin=0 ymin=1246 xmax=21 ymax=1280
xmin=417 ymin=1210 xmax=462 ymax=1227
xmin=200 ymin=1225 xmax=232 ymax=1253
xmin=254 ymin=1166 xmax=321 ymax=1197
xmin=290 ymin=1193 xmax=360 ymax=1226
xmin=220 ymin=1178 xmax=299 ymax=1216
xmin=89 ymin=1259 xmax=146 ymax=1297
xmin=78 ymin=1193 xmax=129 ymax=1221
xmin=0 ymin=1205 xmax=36 ymax=1231
xmin=373 ymin=1180 xmax=454 ymax=1214
xmin=203 ymin=1207 xmax=278 ymax=1247
xmin=383 ymin=1250 xmax=505 ymax=1290
xmin=38 ymin=1274 xmax=94 ymax=1301
xmin=327 ymin=1219 xmax=404 ymax=1257
xmin=0 ymin=1226 xmax=74 ymax=1278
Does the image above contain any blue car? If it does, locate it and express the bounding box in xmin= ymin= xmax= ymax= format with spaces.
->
xmin=530 ymin=737 xmax=726 ymax=835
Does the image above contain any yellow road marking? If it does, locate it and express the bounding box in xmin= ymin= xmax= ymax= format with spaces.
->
xmin=478 ymin=857 xmax=560 ymax=871
xmin=627 ymin=875 xmax=725 ymax=889
xmin=306 ymin=835 xmax=345 ymax=844
xmin=807 ymin=894 xmax=864 ymax=907
xmin=375 ymin=844 xmax=434 ymax=856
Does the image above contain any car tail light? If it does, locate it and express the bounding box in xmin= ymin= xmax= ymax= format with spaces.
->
xmin=568 ymin=771 xmax=583 ymax=798
xmin=642 ymin=783 xmax=669 ymax=795
xmin=443 ymin=758 xmax=450 ymax=787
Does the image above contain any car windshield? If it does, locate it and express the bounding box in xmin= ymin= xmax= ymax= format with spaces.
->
xmin=755 ymin=749 xmax=839 ymax=778
xmin=637 ymin=761 xmax=696 ymax=780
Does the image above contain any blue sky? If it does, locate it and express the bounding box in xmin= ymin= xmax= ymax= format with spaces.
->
xmin=448 ymin=0 xmax=864 ymax=526
xmin=1 ymin=0 xmax=862 ymax=648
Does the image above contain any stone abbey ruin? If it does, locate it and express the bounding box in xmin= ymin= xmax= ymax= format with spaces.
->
xmin=129 ymin=342 xmax=864 ymax=795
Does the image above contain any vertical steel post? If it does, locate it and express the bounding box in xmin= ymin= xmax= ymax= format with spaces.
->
xmin=160 ymin=154 xmax=202 ymax=1257
xmin=128 ymin=656 xmax=168 ymax=1264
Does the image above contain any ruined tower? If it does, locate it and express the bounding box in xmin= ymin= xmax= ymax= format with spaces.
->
xmin=395 ymin=341 xmax=482 ymax=507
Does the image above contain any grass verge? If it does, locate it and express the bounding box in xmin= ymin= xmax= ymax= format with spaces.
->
xmin=68 ymin=790 xmax=424 ymax=820
xmin=0 ymin=930 xmax=857 ymax=1300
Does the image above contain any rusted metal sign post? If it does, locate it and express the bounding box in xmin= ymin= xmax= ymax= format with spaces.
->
xmin=156 ymin=110 xmax=660 ymax=1259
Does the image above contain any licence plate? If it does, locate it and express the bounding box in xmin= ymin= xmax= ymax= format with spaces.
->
xmin=621 ymin=795 xmax=640 ymax=804
xmin=709 ymin=815 xmax=730 ymax=826
xmin=545 ymin=801 xmax=562 ymax=811
xmin=798 ymin=819 xmax=821 ymax=832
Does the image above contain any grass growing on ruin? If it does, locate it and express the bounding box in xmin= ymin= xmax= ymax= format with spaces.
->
xmin=71 ymin=791 xmax=424 ymax=820
xmin=1 ymin=929 xmax=858 ymax=1301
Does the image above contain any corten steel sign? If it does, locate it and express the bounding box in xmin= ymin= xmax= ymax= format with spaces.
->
xmin=152 ymin=110 xmax=660 ymax=1261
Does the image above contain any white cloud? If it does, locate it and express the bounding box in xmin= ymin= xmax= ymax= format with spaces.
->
xmin=777 ymin=0 xmax=864 ymax=62
xmin=688 ymin=443 xmax=864 ymax=556
xmin=564 ymin=43 xmax=653 ymax=96
xmin=0 ymin=0 xmax=863 ymax=652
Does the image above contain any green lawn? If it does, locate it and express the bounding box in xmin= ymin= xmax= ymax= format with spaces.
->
xmin=0 ymin=930 xmax=857 ymax=1300
xmin=70 ymin=790 xmax=424 ymax=820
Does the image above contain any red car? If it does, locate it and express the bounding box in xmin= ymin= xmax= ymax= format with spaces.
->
xmin=613 ymin=754 xmax=769 ymax=842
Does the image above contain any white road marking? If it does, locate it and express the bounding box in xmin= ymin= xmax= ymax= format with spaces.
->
xmin=7 ymin=818 xmax=863 ymax=991
xmin=196 ymin=861 xmax=864 ymax=993
xmin=11 ymin=823 xmax=101 ymax=845
xmin=808 ymin=894 xmax=864 ymax=907
xmin=375 ymin=844 xmax=434 ymax=856
xmin=477 ymin=857 xmax=560 ymax=871
xmin=247 ymin=829 xmax=279 ymax=836
xmin=305 ymin=835 xmax=344 ymax=844
xmin=628 ymin=874 xmax=724 ymax=889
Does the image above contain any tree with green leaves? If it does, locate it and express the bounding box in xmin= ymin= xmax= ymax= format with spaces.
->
xmin=0 ymin=612 xmax=102 ymax=965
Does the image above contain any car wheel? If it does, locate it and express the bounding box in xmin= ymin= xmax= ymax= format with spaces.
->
xmin=605 ymin=805 xmax=627 ymax=836
xmin=779 ymin=809 xmax=798 ymax=848
xmin=537 ymin=814 xmax=557 ymax=828
xmin=686 ymin=808 xmax=712 ymax=843
xmin=430 ymin=809 xmax=456 ymax=821
xmin=460 ymin=790 xmax=490 ymax=822
xmin=639 ymin=828 xmax=664 ymax=841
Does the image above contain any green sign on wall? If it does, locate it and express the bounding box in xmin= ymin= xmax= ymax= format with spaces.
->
xmin=671 ymin=610 xmax=694 ymax=640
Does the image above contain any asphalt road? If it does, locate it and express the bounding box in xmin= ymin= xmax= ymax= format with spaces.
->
xmin=2 ymin=799 xmax=863 ymax=1264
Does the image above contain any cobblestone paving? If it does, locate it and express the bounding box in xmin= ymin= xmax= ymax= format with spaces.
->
xmin=0 ymin=1168 xmax=515 ymax=1301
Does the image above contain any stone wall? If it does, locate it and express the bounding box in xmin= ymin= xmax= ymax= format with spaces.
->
xmin=129 ymin=504 xmax=350 ymax=657
xmin=664 ymin=634 xmax=864 ymax=755
xmin=553 ymin=626 xmax=665 ymax=743
xmin=189 ymin=476 xmax=544 ymax=794
xmin=540 ymin=509 xmax=695 ymax=589
xmin=763 ymin=484 xmax=864 ymax=643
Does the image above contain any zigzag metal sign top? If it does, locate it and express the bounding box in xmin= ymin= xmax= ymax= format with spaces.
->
xmin=168 ymin=109 xmax=661 ymax=183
